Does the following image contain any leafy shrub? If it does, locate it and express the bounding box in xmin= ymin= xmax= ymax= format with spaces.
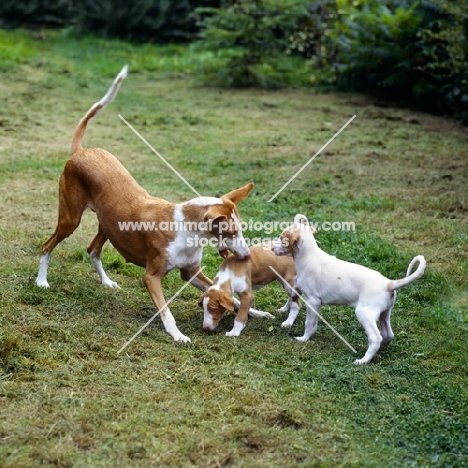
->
xmin=0 ymin=0 xmax=221 ymax=42
xmin=0 ymin=0 xmax=72 ymax=28
xmin=74 ymin=0 xmax=192 ymax=42
xmin=287 ymin=0 xmax=337 ymax=60
xmin=195 ymin=0 xmax=309 ymax=88
xmin=307 ymin=0 xmax=468 ymax=121
xmin=416 ymin=0 xmax=468 ymax=120
xmin=333 ymin=0 xmax=423 ymax=91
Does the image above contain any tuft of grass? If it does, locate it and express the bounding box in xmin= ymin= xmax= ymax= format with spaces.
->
xmin=0 ymin=29 xmax=467 ymax=467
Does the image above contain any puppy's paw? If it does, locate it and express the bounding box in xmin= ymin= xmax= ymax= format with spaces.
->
xmin=226 ymin=320 xmax=245 ymax=337
xmin=248 ymin=308 xmax=273 ymax=319
xmin=295 ymin=335 xmax=309 ymax=342
xmin=277 ymin=306 xmax=288 ymax=313
xmin=262 ymin=311 xmax=275 ymax=319
xmin=36 ymin=279 xmax=50 ymax=288
xmin=353 ymin=358 xmax=367 ymax=365
xmin=281 ymin=320 xmax=294 ymax=328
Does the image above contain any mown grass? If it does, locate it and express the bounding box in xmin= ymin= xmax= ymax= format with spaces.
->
xmin=0 ymin=30 xmax=467 ymax=467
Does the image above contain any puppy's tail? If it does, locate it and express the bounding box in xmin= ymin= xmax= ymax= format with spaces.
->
xmin=71 ymin=65 xmax=128 ymax=153
xmin=388 ymin=255 xmax=426 ymax=292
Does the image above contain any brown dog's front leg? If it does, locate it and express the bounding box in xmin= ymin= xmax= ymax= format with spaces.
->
xmin=226 ymin=292 xmax=253 ymax=337
xmin=143 ymin=272 xmax=190 ymax=343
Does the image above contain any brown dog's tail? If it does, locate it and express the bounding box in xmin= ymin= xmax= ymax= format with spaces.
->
xmin=71 ymin=65 xmax=128 ymax=153
xmin=388 ymin=255 xmax=426 ymax=292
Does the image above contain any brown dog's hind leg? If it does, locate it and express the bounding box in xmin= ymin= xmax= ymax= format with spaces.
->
xmin=87 ymin=225 xmax=120 ymax=288
xmin=36 ymin=172 xmax=87 ymax=288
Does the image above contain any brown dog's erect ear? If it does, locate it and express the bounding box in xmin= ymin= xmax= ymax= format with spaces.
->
xmin=221 ymin=182 xmax=254 ymax=205
xmin=197 ymin=294 xmax=205 ymax=308
xmin=219 ymin=291 xmax=235 ymax=311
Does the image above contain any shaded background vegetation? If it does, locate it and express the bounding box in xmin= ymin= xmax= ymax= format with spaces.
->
xmin=1 ymin=0 xmax=467 ymax=121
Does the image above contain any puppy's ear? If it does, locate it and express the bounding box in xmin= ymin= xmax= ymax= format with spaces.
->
xmin=219 ymin=291 xmax=235 ymax=311
xmin=221 ymin=183 xmax=254 ymax=205
xmin=197 ymin=294 xmax=205 ymax=308
xmin=294 ymin=214 xmax=309 ymax=227
xmin=288 ymin=229 xmax=301 ymax=251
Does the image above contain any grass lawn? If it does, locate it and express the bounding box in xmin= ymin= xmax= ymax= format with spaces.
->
xmin=0 ymin=30 xmax=467 ymax=467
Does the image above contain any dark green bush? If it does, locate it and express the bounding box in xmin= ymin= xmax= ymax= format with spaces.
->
xmin=0 ymin=0 xmax=220 ymax=42
xmin=195 ymin=0 xmax=309 ymax=88
xmin=307 ymin=0 xmax=468 ymax=122
xmin=0 ymin=0 xmax=72 ymax=28
xmin=287 ymin=0 xmax=337 ymax=60
xmin=74 ymin=0 xmax=191 ymax=42
xmin=416 ymin=0 xmax=468 ymax=119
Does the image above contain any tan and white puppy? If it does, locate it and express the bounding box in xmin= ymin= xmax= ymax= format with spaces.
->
xmin=36 ymin=65 xmax=254 ymax=343
xmin=272 ymin=214 xmax=426 ymax=364
xmin=199 ymin=240 xmax=300 ymax=336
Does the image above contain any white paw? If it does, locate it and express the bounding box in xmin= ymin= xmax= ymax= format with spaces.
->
xmin=277 ymin=306 xmax=288 ymax=313
xmin=261 ymin=311 xmax=275 ymax=319
xmin=102 ymin=279 xmax=121 ymax=289
xmin=353 ymin=358 xmax=367 ymax=365
xmin=295 ymin=336 xmax=308 ymax=342
xmin=174 ymin=334 xmax=191 ymax=343
xmin=226 ymin=330 xmax=241 ymax=337
xmin=281 ymin=320 xmax=294 ymax=328
xmin=249 ymin=309 xmax=273 ymax=318
xmin=36 ymin=279 xmax=50 ymax=288
xmin=248 ymin=308 xmax=273 ymax=318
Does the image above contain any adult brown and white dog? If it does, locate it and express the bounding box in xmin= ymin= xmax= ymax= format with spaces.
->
xmin=272 ymin=214 xmax=426 ymax=364
xmin=199 ymin=240 xmax=300 ymax=336
xmin=35 ymin=65 xmax=254 ymax=343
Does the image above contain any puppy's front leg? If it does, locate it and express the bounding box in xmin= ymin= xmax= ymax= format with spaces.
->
xmin=280 ymin=282 xmax=301 ymax=327
xmin=232 ymin=298 xmax=274 ymax=319
xmin=143 ymin=272 xmax=190 ymax=343
xmin=180 ymin=267 xmax=212 ymax=292
xmin=296 ymin=296 xmax=321 ymax=342
xmin=282 ymin=298 xmax=301 ymax=328
xmin=226 ymin=292 xmax=253 ymax=337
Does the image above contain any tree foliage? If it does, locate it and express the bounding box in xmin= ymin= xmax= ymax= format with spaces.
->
xmin=196 ymin=0 xmax=309 ymax=88
xmin=0 ymin=0 xmax=220 ymax=42
xmin=305 ymin=0 xmax=468 ymax=121
xmin=0 ymin=0 xmax=72 ymax=28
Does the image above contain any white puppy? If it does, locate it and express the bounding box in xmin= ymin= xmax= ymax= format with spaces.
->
xmin=272 ymin=214 xmax=426 ymax=364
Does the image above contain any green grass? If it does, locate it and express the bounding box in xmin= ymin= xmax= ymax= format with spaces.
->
xmin=1 ymin=29 xmax=467 ymax=467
